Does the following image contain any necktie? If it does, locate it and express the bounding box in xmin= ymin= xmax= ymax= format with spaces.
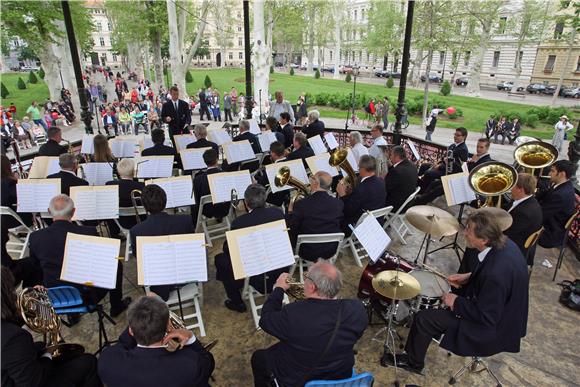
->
xmin=174 ymin=101 xmax=178 ymax=112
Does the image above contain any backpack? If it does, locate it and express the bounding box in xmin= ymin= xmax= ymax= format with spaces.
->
xmin=558 ymin=279 xmax=580 ymax=311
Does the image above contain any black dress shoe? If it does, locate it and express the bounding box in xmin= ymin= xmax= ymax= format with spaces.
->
xmin=65 ymin=313 xmax=82 ymax=327
xmin=224 ymin=299 xmax=247 ymax=313
xmin=110 ymin=297 xmax=132 ymax=318
xmin=381 ymin=352 xmax=424 ymax=375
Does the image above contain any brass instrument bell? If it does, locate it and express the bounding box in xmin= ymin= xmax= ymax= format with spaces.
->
xmin=468 ymin=161 xmax=518 ymax=207
xmin=329 ymin=147 xmax=357 ymax=192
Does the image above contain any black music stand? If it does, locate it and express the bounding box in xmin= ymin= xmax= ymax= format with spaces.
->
xmin=428 ymin=202 xmax=466 ymax=263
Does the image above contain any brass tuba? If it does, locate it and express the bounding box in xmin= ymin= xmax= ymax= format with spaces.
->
xmin=513 ymin=140 xmax=558 ymax=176
xmin=329 ymin=147 xmax=357 ymax=193
xmin=275 ymin=166 xmax=310 ymax=208
xmin=469 ymin=161 xmax=518 ymax=207
xmin=18 ymin=287 xmax=84 ymax=358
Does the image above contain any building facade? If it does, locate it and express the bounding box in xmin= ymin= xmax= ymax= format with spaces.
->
xmin=84 ymin=0 xmax=122 ymax=68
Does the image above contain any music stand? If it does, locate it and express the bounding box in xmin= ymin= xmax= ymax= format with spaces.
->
xmin=428 ymin=202 xmax=466 ymax=263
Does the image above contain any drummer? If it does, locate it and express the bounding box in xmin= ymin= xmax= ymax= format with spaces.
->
xmin=381 ymin=211 xmax=529 ymax=374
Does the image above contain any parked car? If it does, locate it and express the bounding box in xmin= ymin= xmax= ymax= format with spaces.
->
xmin=374 ymin=69 xmax=389 ymax=78
xmin=339 ymin=65 xmax=354 ymax=74
xmin=420 ymin=74 xmax=443 ymax=83
xmin=300 ymin=64 xmax=319 ymax=71
xmin=455 ymin=77 xmax=469 ymax=86
xmin=542 ymin=85 xmax=567 ymax=96
xmin=526 ymin=83 xmax=546 ymax=94
xmin=20 ymin=65 xmax=40 ymax=71
xmin=321 ymin=66 xmax=335 ymax=73
xmin=562 ymin=86 xmax=580 ymax=98
xmin=290 ymin=63 xmax=299 ymax=68
xmin=274 ymin=62 xmax=284 ymax=67
xmin=496 ymin=81 xmax=524 ymax=92
xmin=390 ymin=71 xmax=402 ymax=79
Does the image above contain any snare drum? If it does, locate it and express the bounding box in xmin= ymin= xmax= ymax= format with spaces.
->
xmin=408 ymin=269 xmax=450 ymax=311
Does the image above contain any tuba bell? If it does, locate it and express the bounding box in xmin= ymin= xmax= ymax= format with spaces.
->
xmin=18 ymin=287 xmax=84 ymax=358
xmin=275 ymin=166 xmax=310 ymax=208
xmin=329 ymin=147 xmax=357 ymax=194
xmin=513 ymin=140 xmax=558 ymax=177
xmin=468 ymin=161 xmax=518 ymax=208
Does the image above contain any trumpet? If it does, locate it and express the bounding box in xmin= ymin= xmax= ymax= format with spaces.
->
xmin=166 ymin=310 xmax=218 ymax=352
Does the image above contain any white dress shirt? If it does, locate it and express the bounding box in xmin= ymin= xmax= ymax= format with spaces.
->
xmin=351 ymin=142 xmax=369 ymax=164
xmin=369 ymin=136 xmax=387 ymax=159
xmin=478 ymin=246 xmax=492 ymax=262
xmin=508 ymin=195 xmax=531 ymax=213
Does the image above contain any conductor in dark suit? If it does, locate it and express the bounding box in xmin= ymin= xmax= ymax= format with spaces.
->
xmin=385 ymin=145 xmax=418 ymax=212
xmin=161 ymin=86 xmax=191 ymax=139
xmin=251 ymin=261 xmax=368 ymax=387
xmin=215 ymin=184 xmax=288 ymax=313
xmin=105 ymin=158 xmax=145 ymax=230
xmin=187 ymin=124 xmax=219 ymax=153
xmin=466 ymin=138 xmax=492 ymax=171
xmin=537 ymin=160 xmax=576 ymax=249
xmin=192 ymin=149 xmax=230 ymax=222
xmin=301 ymin=110 xmax=325 ymax=139
xmin=98 ymin=295 xmax=214 ymax=387
xmin=383 ymin=211 xmax=529 ymax=374
xmin=286 ymin=132 xmax=314 ymax=170
xmin=47 ymin=153 xmax=89 ymax=196
xmin=28 ymin=194 xmax=131 ymax=318
xmin=1 ymin=268 xmax=102 ymax=387
xmin=287 ymin=171 xmax=344 ymax=261
xmin=130 ymin=185 xmax=194 ymax=301
xmin=37 ymin=126 xmax=68 ymax=157
xmin=337 ymin=155 xmax=386 ymax=232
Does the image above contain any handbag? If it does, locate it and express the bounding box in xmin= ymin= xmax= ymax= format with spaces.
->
xmin=558 ymin=280 xmax=580 ymax=311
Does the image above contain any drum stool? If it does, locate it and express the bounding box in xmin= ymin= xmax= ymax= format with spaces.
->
xmin=448 ymin=356 xmax=502 ymax=387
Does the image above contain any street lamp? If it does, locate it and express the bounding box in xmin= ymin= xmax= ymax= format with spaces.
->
xmin=343 ymin=65 xmax=360 ymax=133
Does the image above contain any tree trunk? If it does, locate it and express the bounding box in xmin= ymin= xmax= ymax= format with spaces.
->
xmin=152 ymin=30 xmax=164 ymax=89
xmin=409 ymin=49 xmax=424 ymax=88
xmin=421 ymin=49 xmax=433 ymax=130
xmin=306 ymin=6 xmax=315 ymax=72
xmin=466 ymin=25 xmax=491 ymax=97
xmin=167 ymin=0 xmax=185 ymax=93
xmin=36 ymin=48 xmax=62 ymax=102
xmin=449 ymin=52 xmax=462 ymax=92
xmin=551 ymin=26 xmax=577 ymax=106
xmin=266 ymin=5 xmax=273 ymax=68
xmin=333 ymin=7 xmax=342 ymax=79
xmin=253 ymin=0 xmax=270 ymax=113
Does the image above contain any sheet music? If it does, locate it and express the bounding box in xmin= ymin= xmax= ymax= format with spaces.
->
xmin=61 ymin=233 xmax=120 ymax=289
xmin=137 ymin=234 xmax=207 ymax=285
xmin=308 ymin=135 xmax=327 ymax=155
xmin=79 ymin=163 xmax=113 ymax=186
xmin=207 ymin=170 xmax=252 ymax=203
xmin=305 ymin=153 xmax=339 ymax=177
xmin=136 ymin=156 xmax=174 ymax=178
xmin=110 ymin=138 xmax=138 ymax=158
xmin=265 ymin=159 xmax=310 ymax=193
xmin=346 ymin=148 xmax=359 ymax=172
xmin=441 ymin=173 xmax=477 ymax=206
xmin=353 ymin=215 xmax=391 ymax=263
xmin=223 ymin=140 xmax=255 ymax=163
xmin=28 ymin=157 xmax=60 ymax=178
xmin=207 ymin=128 xmax=231 ymax=145
xmin=70 ymin=186 xmax=119 ymax=220
xmin=143 ymin=137 xmax=173 ymax=150
xmin=324 ymin=133 xmax=339 ymax=150
xmin=407 ymin=141 xmax=421 ymax=161
xmin=257 ymin=130 xmax=278 ymax=152
xmin=16 ymin=179 xmax=61 ymax=212
xmin=80 ymin=134 xmax=95 ymax=154
xmin=249 ymin=119 xmax=261 ymax=134
xmin=180 ymin=147 xmax=210 ymax=170
xmin=227 ymin=220 xmax=295 ymax=279
xmin=173 ymin=134 xmax=197 ymax=151
xmin=146 ymin=176 xmax=194 ymax=208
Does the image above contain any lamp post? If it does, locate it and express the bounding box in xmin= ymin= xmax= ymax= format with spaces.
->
xmin=243 ymin=0 xmax=253 ymax=119
xmin=393 ymin=0 xmax=415 ymax=146
xmin=343 ymin=65 xmax=360 ymax=134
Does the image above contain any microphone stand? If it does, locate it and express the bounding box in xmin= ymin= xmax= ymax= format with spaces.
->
xmin=258 ymin=89 xmax=263 ymax=126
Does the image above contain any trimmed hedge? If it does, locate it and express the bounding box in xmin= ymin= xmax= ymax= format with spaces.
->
xmin=28 ymin=71 xmax=38 ymax=84
xmin=185 ymin=70 xmax=193 ymax=83
xmin=204 ymin=75 xmax=212 ymax=88
xmin=1 ymin=82 xmax=9 ymax=98
xmin=17 ymin=77 xmax=26 ymax=90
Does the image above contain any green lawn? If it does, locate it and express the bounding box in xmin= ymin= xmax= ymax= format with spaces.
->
xmin=0 ymin=73 xmax=50 ymax=120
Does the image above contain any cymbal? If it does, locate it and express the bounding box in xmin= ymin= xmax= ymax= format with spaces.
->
xmin=371 ymin=270 xmax=421 ymax=301
xmin=475 ymin=207 xmax=512 ymax=231
xmin=405 ymin=205 xmax=460 ymax=238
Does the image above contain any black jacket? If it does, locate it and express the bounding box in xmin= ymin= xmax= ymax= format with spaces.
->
xmin=277 ymin=123 xmax=294 ymax=148
xmin=98 ymin=328 xmax=214 ymax=387
xmin=129 ymin=212 xmax=193 ymax=256
xmin=46 ymin=170 xmax=89 ymax=196
xmin=466 ymin=154 xmax=492 ymax=171
xmin=385 ymin=159 xmax=418 ymax=212
xmin=302 ymin=119 xmax=325 ymax=139
xmin=233 ymin=131 xmax=261 ymax=154
xmin=342 ymin=175 xmax=386 ymax=227
xmin=186 ymin=138 xmax=219 ymax=154
xmin=192 ymin=167 xmax=230 ymax=220
xmin=260 ymin=288 xmax=368 ymax=386
xmin=287 ymin=191 xmax=344 ymax=261
xmin=448 ymin=142 xmax=469 ymax=174
xmin=160 ymin=99 xmax=191 ymax=136
xmin=505 ymin=196 xmax=543 ymax=256
xmin=106 ymin=179 xmax=146 ymax=229
xmin=141 ymin=143 xmax=177 ymax=157
xmin=29 ymin=220 xmax=97 ymax=287
xmin=286 ymin=146 xmax=314 ymax=170
xmin=443 ymin=239 xmax=529 ymax=357
xmin=537 ymin=180 xmax=576 ymax=248
xmin=37 ymin=139 xmax=67 ymax=157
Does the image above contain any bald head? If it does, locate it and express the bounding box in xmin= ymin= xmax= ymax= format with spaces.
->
xmin=311 ymin=171 xmax=332 ymax=192
xmin=307 ymin=260 xmax=342 ymax=299
xmin=48 ymin=194 xmax=75 ymax=220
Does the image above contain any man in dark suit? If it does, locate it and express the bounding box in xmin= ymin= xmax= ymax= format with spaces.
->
xmin=160 ymin=86 xmax=191 ymax=139
xmin=251 ymin=261 xmax=368 ymax=387
xmin=141 ymin=129 xmax=180 ymax=169
xmin=102 ymin=108 xmax=118 ymax=136
xmin=466 ymin=138 xmax=492 ymax=171
xmin=215 ymin=184 xmax=288 ymax=313
xmin=505 ymin=173 xmax=543 ymax=264
xmin=28 ymin=194 xmax=131 ymax=317
xmin=255 ymin=141 xmax=290 ymax=207
xmin=385 ymin=145 xmax=418 ymax=212
xmin=277 ymin=112 xmax=295 ymax=148
xmin=301 ymin=110 xmax=325 ymax=139
xmin=37 ymin=126 xmax=68 ymax=156
xmin=187 ymin=123 xmax=219 ymax=153
xmin=130 ymin=185 xmax=194 ymax=301
xmin=383 ymin=211 xmax=529 ymax=374
xmin=192 ymin=149 xmax=230 ymax=222
xmin=337 ymin=155 xmax=386 ymax=231
xmin=98 ymin=295 xmax=214 ymax=387
xmin=233 ymin=119 xmax=261 ymax=154
xmin=106 ymin=158 xmax=145 ymax=230
xmin=47 ymin=153 xmax=89 ymax=195
xmin=198 ymin=88 xmax=212 ymax=121
xmin=537 ymin=160 xmax=576 ymax=249
xmin=287 ymin=171 xmax=344 ymax=261
xmin=286 ymin=132 xmax=314 ymax=170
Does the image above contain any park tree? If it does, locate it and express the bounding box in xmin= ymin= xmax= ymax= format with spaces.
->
xmin=253 ymin=0 xmax=270 ymax=114
xmin=364 ymin=0 xmax=405 ymax=75
xmin=271 ymin=0 xmax=304 ymax=66
xmin=185 ymin=70 xmax=193 ymax=83
xmin=312 ymin=1 xmax=335 ymax=71
xmin=1 ymin=82 xmax=9 ymax=98
xmin=446 ymin=10 xmax=480 ymax=91
xmin=17 ymin=77 xmax=26 ymax=90
xmin=209 ymin=0 xmax=235 ymax=68
xmin=38 ymin=67 xmax=45 ymax=79
xmin=28 ymin=70 xmax=38 ymax=84
xmin=551 ymin=0 xmax=579 ymax=106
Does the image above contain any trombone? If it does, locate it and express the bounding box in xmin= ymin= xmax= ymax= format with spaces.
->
xmin=130 ymin=189 xmax=143 ymax=224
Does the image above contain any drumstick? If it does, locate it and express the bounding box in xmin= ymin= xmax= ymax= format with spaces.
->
xmin=415 ymin=261 xmax=449 ymax=281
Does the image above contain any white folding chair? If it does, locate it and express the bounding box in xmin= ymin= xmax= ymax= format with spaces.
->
xmin=289 ymin=233 xmax=345 ymax=282
xmin=242 ymin=277 xmax=289 ymax=330
xmin=1 ymin=206 xmax=33 ymax=259
xmin=114 ymin=206 xmax=146 ymax=261
xmin=342 ymin=206 xmax=393 ymax=267
xmin=383 ymin=187 xmax=420 ymax=245
xmin=195 ymin=195 xmax=231 ymax=247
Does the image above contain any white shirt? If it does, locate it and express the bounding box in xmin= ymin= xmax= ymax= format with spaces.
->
xmin=555 ymin=121 xmax=573 ymax=132
xmin=478 ymin=246 xmax=492 ymax=263
xmin=351 ymin=142 xmax=369 ymax=164
xmin=369 ymin=136 xmax=387 ymax=159
xmin=508 ymin=195 xmax=531 ymax=213
xmin=392 ymin=160 xmax=403 ymax=168
xmin=361 ymin=175 xmax=371 ymax=183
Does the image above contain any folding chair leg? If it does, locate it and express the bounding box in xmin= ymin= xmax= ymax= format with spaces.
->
xmin=349 ymin=239 xmax=363 ymax=267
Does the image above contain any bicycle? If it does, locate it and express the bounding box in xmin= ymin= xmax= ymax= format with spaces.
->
xmin=389 ymin=114 xmax=410 ymax=132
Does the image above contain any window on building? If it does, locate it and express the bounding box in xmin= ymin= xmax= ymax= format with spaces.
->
xmin=367 ymin=52 xmax=370 ymax=61
xmin=452 ymin=51 xmax=458 ymax=65
xmin=497 ymin=17 xmax=507 ymax=34
xmin=239 ymin=52 xmax=243 ymax=59
xmin=492 ymin=51 xmax=500 ymax=67
xmin=464 ymin=51 xmax=471 ymax=66
xmin=554 ymin=22 xmax=564 ymax=39
xmin=359 ymin=50 xmax=362 ymax=61
xmin=228 ymin=52 xmax=233 ymax=60
xmin=354 ymin=9 xmax=357 ymax=20
xmin=206 ymin=54 xmax=210 ymax=60
xmin=576 ymin=56 xmax=580 ymax=72
xmin=96 ymin=22 xmax=102 ymax=31
xmin=361 ymin=9 xmax=365 ymax=20
xmin=238 ymin=38 xmax=242 ymax=47
xmin=112 ymin=53 xmax=117 ymax=62
xmin=99 ymin=37 xmax=105 ymax=47
xmin=439 ymin=51 xmax=445 ymax=65
xmin=545 ymin=55 xmax=556 ymax=72
xmin=329 ymin=51 xmax=333 ymax=61
xmin=238 ymin=26 xmax=241 ymax=32
xmin=107 ymin=22 xmax=112 ymax=31
xmin=514 ymin=50 xmax=523 ymax=68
